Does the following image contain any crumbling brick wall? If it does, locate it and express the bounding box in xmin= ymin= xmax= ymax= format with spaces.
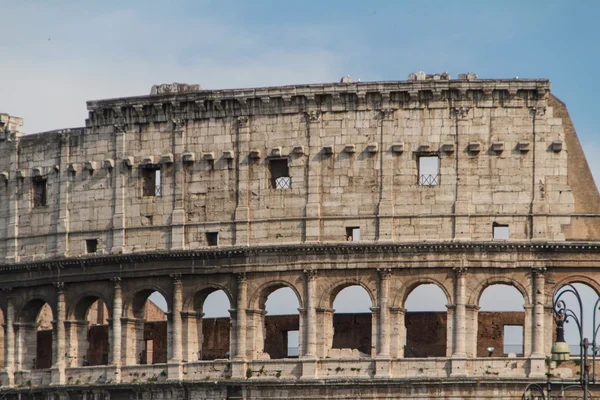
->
xmin=477 ymin=311 xmax=525 ymax=357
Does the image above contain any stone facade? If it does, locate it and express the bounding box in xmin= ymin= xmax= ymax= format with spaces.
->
xmin=0 ymin=74 xmax=599 ymax=398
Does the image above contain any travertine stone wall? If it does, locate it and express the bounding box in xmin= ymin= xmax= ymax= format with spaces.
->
xmin=1 ymin=78 xmax=595 ymax=264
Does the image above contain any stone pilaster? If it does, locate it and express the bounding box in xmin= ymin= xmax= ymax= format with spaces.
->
xmin=108 ymin=277 xmax=122 ymax=382
xmin=55 ymin=131 xmax=71 ymax=257
xmin=529 ymin=267 xmax=546 ymax=378
xmin=171 ymin=118 xmax=187 ymax=250
xmin=234 ymin=117 xmax=251 ymax=246
xmin=304 ymin=111 xmax=322 ymax=242
xmin=5 ymin=136 xmax=19 ymax=262
xmin=377 ymin=109 xmax=395 ymax=241
xmin=182 ymin=312 xmax=202 ymax=362
xmin=51 ymin=282 xmax=66 ymax=385
xmin=301 ymin=269 xmax=318 ymax=379
xmin=168 ymin=274 xmax=183 ymax=379
xmin=451 ymin=267 xmax=467 ymax=377
xmin=111 ymin=124 xmax=127 ymax=254
xmin=231 ymin=273 xmax=248 ymax=378
xmin=3 ymin=289 xmax=15 ymax=385
xmin=375 ymin=268 xmax=392 ymax=378
xmin=390 ymin=307 xmax=406 ymax=358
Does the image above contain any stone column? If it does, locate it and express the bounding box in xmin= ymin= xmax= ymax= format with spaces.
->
xmin=182 ymin=312 xmax=202 ymax=361
xmin=232 ymin=273 xmax=247 ymax=378
xmin=304 ymin=269 xmax=318 ymax=358
xmin=168 ymin=274 xmax=183 ymax=380
xmin=451 ymin=267 xmax=467 ymax=377
xmin=3 ymin=290 xmax=15 ymax=385
xmin=532 ymin=268 xmax=546 ymax=356
xmin=51 ymin=282 xmax=66 ymax=385
xmin=375 ymin=268 xmax=392 ymax=378
xmin=109 ymin=278 xmax=122 ymax=368
xmin=5 ymin=136 xmax=20 ymax=262
xmin=529 ymin=267 xmax=546 ymax=378
xmin=377 ymin=268 xmax=392 ymax=357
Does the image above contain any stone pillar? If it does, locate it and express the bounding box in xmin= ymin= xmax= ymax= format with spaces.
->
xmin=109 ymin=278 xmax=122 ymax=368
xmin=451 ymin=267 xmax=467 ymax=377
xmin=232 ymin=273 xmax=247 ymax=378
xmin=182 ymin=312 xmax=202 ymax=361
xmin=3 ymin=291 xmax=15 ymax=385
xmin=532 ymin=268 xmax=546 ymax=356
xmin=529 ymin=267 xmax=546 ymax=378
xmin=304 ymin=269 xmax=318 ymax=358
xmin=168 ymin=274 xmax=183 ymax=379
xmin=375 ymin=268 xmax=392 ymax=378
xmin=390 ymin=307 xmax=406 ymax=358
xmin=377 ymin=268 xmax=392 ymax=357
xmin=51 ymin=282 xmax=66 ymax=385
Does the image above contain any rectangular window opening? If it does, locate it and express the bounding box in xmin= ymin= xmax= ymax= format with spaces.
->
xmin=206 ymin=232 xmax=219 ymax=247
xmin=142 ymin=166 xmax=161 ymax=197
xmin=503 ymin=325 xmax=523 ymax=356
xmin=32 ymin=177 xmax=47 ymax=208
xmin=268 ymin=158 xmax=291 ymax=189
xmin=86 ymin=239 xmax=98 ymax=254
xmin=287 ymin=330 xmax=299 ymax=358
xmin=346 ymin=226 xmax=360 ymax=241
xmin=493 ymin=223 xmax=510 ymax=240
xmin=418 ymin=156 xmax=439 ymax=186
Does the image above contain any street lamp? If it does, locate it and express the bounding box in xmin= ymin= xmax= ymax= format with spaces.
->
xmin=522 ymin=283 xmax=600 ymax=400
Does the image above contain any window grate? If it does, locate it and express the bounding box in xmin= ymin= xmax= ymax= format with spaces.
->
xmin=274 ymin=176 xmax=292 ymax=189
xmin=418 ymin=174 xmax=439 ymax=186
xmin=155 ymin=184 xmax=162 ymax=197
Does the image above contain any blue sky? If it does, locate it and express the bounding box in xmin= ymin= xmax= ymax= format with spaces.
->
xmin=2 ymin=1 xmax=599 ymax=346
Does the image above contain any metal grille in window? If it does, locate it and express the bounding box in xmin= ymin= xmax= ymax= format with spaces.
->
xmin=154 ymin=184 xmax=162 ymax=197
xmin=418 ymin=174 xmax=439 ymax=186
xmin=274 ymin=176 xmax=292 ymax=189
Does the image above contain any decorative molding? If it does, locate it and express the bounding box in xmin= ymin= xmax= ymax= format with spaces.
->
xmin=236 ymin=272 xmax=247 ymax=284
xmin=54 ymin=281 xmax=65 ymax=293
xmin=303 ymin=269 xmax=318 ymax=281
xmin=453 ymin=267 xmax=468 ymax=277
xmin=377 ymin=267 xmax=392 ymax=279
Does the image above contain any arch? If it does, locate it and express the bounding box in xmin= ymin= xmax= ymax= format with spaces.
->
xmin=16 ymin=299 xmax=54 ymax=370
xmin=69 ymin=292 xmax=112 ymax=321
xmin=319 ymin=278 xmax=377 ymax=310
xmin=18 ymin=299 xmax=54 ymax=323
xmin=396 ymin=278 xmax=451 ymax=309
xmin=468 ymin=276 xmax=531 ymax=307
xmin=552 ymin=275 xmax=600 ymax=298
xmin=249 ymin=279 xmax=304 ymax=311
xmin=477 ymin=283 xmax=527 ymax=358
xmin=184 ymin=283 xmax=234 ymax=313
xmin=123 ymin=285 xmax=170 ymax=319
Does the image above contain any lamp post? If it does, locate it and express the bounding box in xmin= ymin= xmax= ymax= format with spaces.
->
xmin=521 ymin=283 xmax=600 ymax=400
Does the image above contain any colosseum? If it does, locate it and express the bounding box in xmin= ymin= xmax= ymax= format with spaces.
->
xmin=1 ymin=73 xmax=599 ymax=399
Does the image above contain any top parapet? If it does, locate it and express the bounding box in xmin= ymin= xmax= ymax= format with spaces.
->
xmin=85 ymin=75 xmax=551 ymax=128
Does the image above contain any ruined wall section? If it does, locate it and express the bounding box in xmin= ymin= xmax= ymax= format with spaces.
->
xmin=0 ymin=79 xmax=587 ymax=264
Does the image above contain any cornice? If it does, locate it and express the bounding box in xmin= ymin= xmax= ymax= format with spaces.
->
xmin=1 ymin=240 xmax=599 ymax=273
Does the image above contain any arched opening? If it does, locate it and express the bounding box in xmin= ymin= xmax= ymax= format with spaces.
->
xmin=124 ymin=290 xmax=167 ymax=365
xmin=17 ymin=300 xmax=53 ymax=370
xmin=185 ymin=288 xmax=231 ymax=361
xmin=478 ymin=284 xmax=525 ymax=357
xmin=330 ymin=285 xmax=373 ymax=357
xmin=404 ymin=284 xmax=448 ymax=358
xmin=69 ymin=297 xmax=110 ymax=367
xmin=263 ymin=287 xmax=300 ymax=359
xmin=553 ymin=282 xmax=600 ymax=356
